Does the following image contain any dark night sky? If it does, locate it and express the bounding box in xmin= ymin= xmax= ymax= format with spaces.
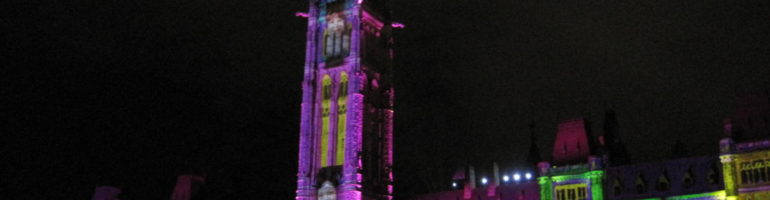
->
xmin=4 ymin=0 xmax=770 ymax=199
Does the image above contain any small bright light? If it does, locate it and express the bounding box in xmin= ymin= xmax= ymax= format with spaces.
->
xmin=452 ymin=182 xmax=457 ymax=188
xmin=481 ymin=177 xmax=488 ymax=185
xmin=502 ymin=175 xmax=510 ymax=182
xmin=513 ymin=173 xmax=521 ymax=181
xmin=525 ymin=172 xmax=533 ymax=180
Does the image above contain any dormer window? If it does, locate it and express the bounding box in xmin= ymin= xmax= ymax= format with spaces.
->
xmin=682 ymin=167 xmax=694 ymax=188
xmin=708 ymin=163 xmax=720 ymax=185
xmin=636 ymin=173 xmax=647 ymax=194
xmin=612 ymin=177 xmax=623 ymax=196
xmin=657 ymin=170 xmax=670 ymax=191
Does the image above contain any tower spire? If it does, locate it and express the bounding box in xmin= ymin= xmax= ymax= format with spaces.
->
xmin=603 ymin=109 xmax=629 ymax=166
xmin=527 ymin=120 xmax=542 ymax=167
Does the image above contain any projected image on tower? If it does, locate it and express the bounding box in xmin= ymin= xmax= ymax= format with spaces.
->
xmin=323 ymin=2 xmax=350 ymax=66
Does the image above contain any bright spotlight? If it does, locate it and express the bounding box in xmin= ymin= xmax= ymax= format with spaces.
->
xmin=525 ymin=172 xmax=533 ymax=180
xmin=481 ymin=177 xmax=488 ymax=185
xmin=503 ymin=175 xmax=510 ymax=182
xmin=452 ymin=182 xmax=457 ymax=188
xmin=513 ymin=173 xmax=521 ymax=181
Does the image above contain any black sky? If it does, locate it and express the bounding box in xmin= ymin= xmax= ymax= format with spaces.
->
xmin=4 ymin=0 xmax=770 ymax=199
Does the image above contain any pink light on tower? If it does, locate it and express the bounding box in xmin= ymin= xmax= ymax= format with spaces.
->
xmin=295 ymin=12 xmax=309 ymax=18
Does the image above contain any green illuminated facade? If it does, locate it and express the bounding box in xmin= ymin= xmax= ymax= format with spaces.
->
xmin=719 ymin=137 xmax=770 ymax=200
xmin=537 ymin=159 xmax=605 ymax=200
xmin=665 ymin=191 xmax=726 ymax=200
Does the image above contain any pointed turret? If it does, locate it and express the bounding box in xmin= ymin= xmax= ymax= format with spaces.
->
xmin=526 ymin=121 xmax=542 ymax=167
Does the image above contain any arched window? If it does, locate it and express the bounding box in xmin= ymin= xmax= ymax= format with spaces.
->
xmin=320 ymin=75 xmax=332 ymax=167
xmin=334 ymin=73 xmax=349 ymax=166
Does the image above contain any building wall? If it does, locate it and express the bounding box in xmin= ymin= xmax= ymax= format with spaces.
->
xmin=721 ymin=140 xmax=770 ymax=200
xmin=410 ymin=182 xmax=541 ymax=200
xmin=604 ymin=156 xmax=724 ymax=200
xmin=406 ymin=94 xmax=770 ymax=200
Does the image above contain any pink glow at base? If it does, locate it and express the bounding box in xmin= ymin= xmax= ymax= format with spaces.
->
xmin=391 ymin=23 xmax=405 ymax=29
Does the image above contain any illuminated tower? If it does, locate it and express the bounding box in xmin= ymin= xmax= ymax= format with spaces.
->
xmin=538 ymin=119 xmax=604 ymax=200
xmin=295 ymin=0 xmax=394 ymax=200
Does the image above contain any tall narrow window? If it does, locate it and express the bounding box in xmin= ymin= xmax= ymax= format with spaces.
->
xmin=333 ymin=32 xmax=341 ymax=56
xmin=741 ymin=170 xmax=749 ymax=184
xmin=325 ymin=33 xmax=335 ymax=57
xmin=755 ymin=160 xmax=766 ymax=183
xmin=578 ymin=187 xmax=586 ymax=200
xmin=320 ymin=75 xmax=332 ymax=167
xmin=335 ymin=73 xmax=349 ymax=166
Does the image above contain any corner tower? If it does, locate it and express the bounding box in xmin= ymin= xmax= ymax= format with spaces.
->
xmin=296 ymin=0 xmax=394 ymax=200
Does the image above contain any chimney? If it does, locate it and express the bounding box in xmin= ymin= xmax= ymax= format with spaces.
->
xmin=464 ymin=166 xmax=476 ymax=200
xmin=493 ymin=162 xmax=500 ymax=186
xmin=92 ymin=186 xmax=120 ymax=200
xmin=171 ymin=175 xmax=206 ymax=200
xmin=488 ymin=162 xmax=500 ymax=197
xmin=724 ymin=118 xmax=733 ymax=137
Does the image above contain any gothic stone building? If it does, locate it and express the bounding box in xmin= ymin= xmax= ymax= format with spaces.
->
xmin=411 ymin=92 xmax=770 ymax=200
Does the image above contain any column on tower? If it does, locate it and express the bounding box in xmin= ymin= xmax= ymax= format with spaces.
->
xmin=336 ymin=72 xmax=349 ymax=166
xmin=321 ymin=75 xmax=332 ymax=167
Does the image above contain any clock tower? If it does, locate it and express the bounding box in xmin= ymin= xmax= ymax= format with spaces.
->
xmin=295 ymin=0 xmax=394 ymax=200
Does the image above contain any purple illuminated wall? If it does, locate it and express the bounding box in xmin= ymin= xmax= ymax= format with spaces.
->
xmin=296 ymin=0 xmax=394 ymax=200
